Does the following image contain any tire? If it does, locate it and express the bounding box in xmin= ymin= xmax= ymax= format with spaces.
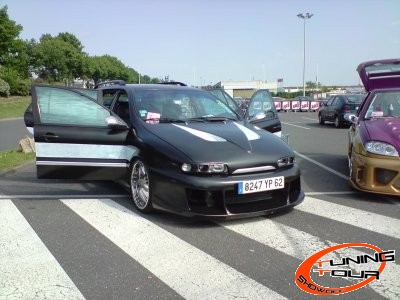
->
xmin=334 ymin=116 xmax=341 ymax=128
xmin=318 ymin=114 xmax=325 ymax=125
xmin=130 ymin=159 xmax=153 ymax=213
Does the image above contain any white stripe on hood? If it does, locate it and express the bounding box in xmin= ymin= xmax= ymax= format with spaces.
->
xmin=172 ymin=124 xmax=226 ymax=142
xmin=233 ymin=122 xmax=260 ymax=140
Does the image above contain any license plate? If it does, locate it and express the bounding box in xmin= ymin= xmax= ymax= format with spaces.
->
xmin=238 ymin=176 xmax=284 ymax=194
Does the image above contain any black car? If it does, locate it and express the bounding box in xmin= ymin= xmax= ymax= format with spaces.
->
xmin=318 ymin=94 xmax=365 ymax=128
xmin=24 ymin=83 xmax=303 ymax=218
xmin=209 ymin=88 xmax=282 ymax=139
xmin=208 ymin=88 xmax=245 ymax=117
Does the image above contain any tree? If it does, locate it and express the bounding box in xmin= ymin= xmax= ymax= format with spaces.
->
xmin=0 ymin=6 xmax=31 ymax=95
xmin=0 ymin=6 xmax=23 ymax=65
xmin=31 ymin=33 xmax=85 ymax=83
xmin=85 ymin=55 xmax=141 ymax=85
xmin=306 ymin=81 xmax=317 ymax=90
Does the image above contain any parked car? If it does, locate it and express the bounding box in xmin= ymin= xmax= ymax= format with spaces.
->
xmin=318 ymin=94 xmax=365 ymax=127
xmin=24 ymin=83 xmax=304 ymax=217
xmin=346 ymin=58 xmax=400 ymax=196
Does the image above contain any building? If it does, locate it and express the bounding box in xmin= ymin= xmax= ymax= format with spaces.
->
xmin=213 ymin=80 xmax=280 ymax=98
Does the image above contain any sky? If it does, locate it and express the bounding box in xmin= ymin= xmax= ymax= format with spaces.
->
xmin=2 ymin=0 xmax=400 ymax=87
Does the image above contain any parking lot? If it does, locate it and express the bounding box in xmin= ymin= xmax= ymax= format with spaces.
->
xmin=1 ymin=112 xmax=399 ymax=299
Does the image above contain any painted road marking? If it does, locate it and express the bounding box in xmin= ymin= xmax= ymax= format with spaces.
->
xmin=61 ymin=198 xmax=286 ymax=300
xmin=220 ymin=197 xmax=400 ymax=299
xmin=281 ymin=122 xmax=310 ymax=130
xmin=297 ymin=196 xmax=400 ymax=239
xmin=295 ymin=150 xmax=348 ymax=180
xmin=0 ymin=200 xmax=84 ymax=300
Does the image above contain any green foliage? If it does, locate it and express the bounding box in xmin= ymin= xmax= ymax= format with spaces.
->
xmin=31 ymin=35 xmax=84 ymax=82
xmin=0 ymin=78 xmax=10 ymax=97
xmin=0 ymin=95 xmax=31 ymax=119
xmin=0 ymin=6 xmax=23 ymax=62
xmin=0 ymin=67 xmax=31 ymax=95
xmin=0 ymin=149 xmax=35 ymax=171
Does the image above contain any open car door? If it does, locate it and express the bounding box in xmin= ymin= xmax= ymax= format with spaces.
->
xmin=25 ymin=85 xmax=130 ymax=180
xmin=245 ymin=89 xmax=282 ymax=137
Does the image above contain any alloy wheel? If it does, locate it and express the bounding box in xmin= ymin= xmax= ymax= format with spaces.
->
xmin=130 ymin=159 xmax=152 ymax=212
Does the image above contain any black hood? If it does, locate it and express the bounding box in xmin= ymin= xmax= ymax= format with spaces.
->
xmin=143 ymin=120 xmax=293 ymax=169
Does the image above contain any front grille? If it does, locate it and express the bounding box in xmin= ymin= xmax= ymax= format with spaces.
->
xmin=375 ymin=168 xmax=397 ymax=185
xmin=186 ymin=177 xmax=301 ymax=216
xmin=225 ymin=187 xmax=288 ymax=214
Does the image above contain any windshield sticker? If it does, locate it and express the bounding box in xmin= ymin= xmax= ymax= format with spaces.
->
xmin=146 ymin=112 xmax=160 ymax=124
xmin=139 ymin=109 xmax=147 ymax=117
xmin=371 ymin=111 xmax=384 ymax=117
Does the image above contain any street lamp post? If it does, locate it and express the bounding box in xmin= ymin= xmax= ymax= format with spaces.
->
xmin=297 ymin=12 xmax=313 ymax=97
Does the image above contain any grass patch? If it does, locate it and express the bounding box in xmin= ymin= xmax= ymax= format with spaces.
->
xmin=0 ymin=149 xmax=35 ymax=171
xmin=0 ymin=96 xmax=31 ymax=119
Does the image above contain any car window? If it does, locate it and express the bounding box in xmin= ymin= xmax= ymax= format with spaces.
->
xmin=101 ymin=89 xmax=119 ymax=107
xmin=134 ymin=89 xmax=237 ymax=122
xmin=208 ymin=89 xmax=243 ymax=116
xmin=111 ymin=91 xmax=130 ymax=124
xmin=332 ymin=98 xmax=341 ymax=105
xmin=71 ymin=88 xmax=98 ymax=100
xmin=345 ymin=94 xmax=364 ymax=103
xmin=365 ymin=91 xmax=400 ymax=118
xmin=326 ymin=98 xmax=334 ymax=106
xmin=247 ymin=90 xmax=277 ymax=119
xmin=36 ymin=86 xmax=110 ymax=126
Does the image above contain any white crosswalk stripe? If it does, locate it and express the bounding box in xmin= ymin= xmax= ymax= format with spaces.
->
xmin=1 ymin=195 xmax=399 ymax=299
xmin=221 ymin=196 xmax=400 ymax=299
xmin=0 ymin=200 xmax=84 ymax=300
xmin=296 ymin=196 xmax=400 ymax=239
xmin=61 ymin=198 xmax=286 ymax=300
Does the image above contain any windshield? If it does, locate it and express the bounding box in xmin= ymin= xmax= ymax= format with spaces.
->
xmin=134 ymin=89 xmax=239 ymax=123
xmin=365 ymin=91 xmax=400 ymax=118
xmin=345 ymin=94 xmax=365 ymax=103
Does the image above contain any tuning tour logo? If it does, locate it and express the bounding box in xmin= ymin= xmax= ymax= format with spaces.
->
xmin=295 ymin=243 xmax=395 ymax=295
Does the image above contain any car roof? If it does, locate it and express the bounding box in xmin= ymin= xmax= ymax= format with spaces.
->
xmin=356 ymin=58 xmax=400 ymax=92
xmin=96 ymin=82 xmax=200 ymax=92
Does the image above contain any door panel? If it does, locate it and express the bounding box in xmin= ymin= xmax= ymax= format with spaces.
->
xmin=246 ymin=90 xmax=282 ymax=135
xmin=31 ymin=85 xmax=130 ymax=180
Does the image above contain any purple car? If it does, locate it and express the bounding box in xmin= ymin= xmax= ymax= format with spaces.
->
xmin=346 ymin=58 xmax=400 ymax=195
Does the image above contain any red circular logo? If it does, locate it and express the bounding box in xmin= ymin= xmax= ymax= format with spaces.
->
xmin=295 ymin=243 xmax=390 ymax=295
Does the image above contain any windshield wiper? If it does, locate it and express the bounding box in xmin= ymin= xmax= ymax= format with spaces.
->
xmin=144 ymin=118 xmax=185 ymax=123
xmin=188 ymin=116 xmax=236 ymax=122
xmin=159 ymin=118 xmax=186 ymax=123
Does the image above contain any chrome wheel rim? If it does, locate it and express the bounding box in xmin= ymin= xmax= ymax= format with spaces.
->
xmin=130 ymin=160 xmax=149 ymax=209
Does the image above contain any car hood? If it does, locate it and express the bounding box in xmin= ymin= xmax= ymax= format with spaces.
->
xmin=362 ymin=118 xmax=400 ymax=150
xmin=357 ymin=58 xmax=400 ymax=92
xmin=144 ymin=121 xmax=292 ymax=166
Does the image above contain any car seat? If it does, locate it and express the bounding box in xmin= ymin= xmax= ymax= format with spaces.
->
xmin=116 ymin=102 xmax=130 ymax=124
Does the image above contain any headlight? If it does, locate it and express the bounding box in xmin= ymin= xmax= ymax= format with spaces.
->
xmin=181 ymin=163 xmax=228 ymax=174
xmin=365 ymin=141 xmax=399 ymax=157
xmin=277 ymin=156 xmax=295 ymax=167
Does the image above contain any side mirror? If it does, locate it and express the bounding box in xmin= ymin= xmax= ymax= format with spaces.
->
xmin=248 ymin=112 xmax=266 ymax=122
xmin=106 ymin=116 xmax=129 ymax=130
xmin=344 ymin=113 xmax=357 ymax=123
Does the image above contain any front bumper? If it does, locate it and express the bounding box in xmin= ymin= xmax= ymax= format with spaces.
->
xmin=349 ymin=151 xmax=400 ymax=195
xmin=150 ymin=165 xmax=304 ymax=218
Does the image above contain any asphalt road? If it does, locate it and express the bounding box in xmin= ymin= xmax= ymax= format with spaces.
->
xmin=1 ymin=112 xmax=399 ymax=299
xmin=0 ymin=117 xmax=32 ymax=151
